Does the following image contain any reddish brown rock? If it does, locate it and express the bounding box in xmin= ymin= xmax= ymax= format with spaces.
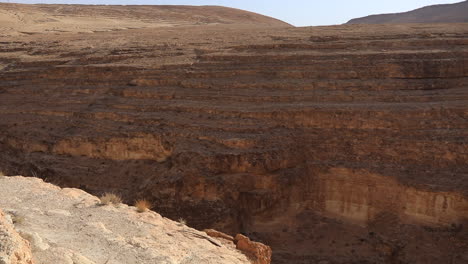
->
xmin=204 ymin=229 xmax=271 ymax=264
xmin=0 ymin=4 xmax=467 ymax=264
xmin=234 ymin=234 xmax=272 ymax=264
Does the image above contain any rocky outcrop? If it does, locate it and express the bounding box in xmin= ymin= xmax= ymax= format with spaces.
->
xmin=204 ymin=230 xmax=272 ymax=264
xmin=0 ymin=176 xmax=268 ymax=264
xmin=0 ymin=7 xmax=467 ymax=263
xmin=347 ymin=0 xmax=468 ymax=24
xmin=234 ymin=235 xmax=272 ymax=264
xmin=0 ymin=209 xmax=33 ymax=264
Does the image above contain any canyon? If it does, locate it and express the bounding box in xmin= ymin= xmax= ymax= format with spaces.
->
xmin=1 ymin=3 xmax=468 ymax=263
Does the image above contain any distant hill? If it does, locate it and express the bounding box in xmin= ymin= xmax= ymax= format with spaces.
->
xmin=0 ymin=3 xmax=291 ymax=35
xmin=347 ymin=1 xmax=468 ymax=24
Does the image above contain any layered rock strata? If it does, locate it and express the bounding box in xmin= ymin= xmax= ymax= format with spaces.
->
xmin=0 ymin=8 xmax=467 ymax=263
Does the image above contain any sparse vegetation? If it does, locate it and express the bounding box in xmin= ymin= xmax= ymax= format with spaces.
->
xmin=12 ymin=214 xmax=25 ymax=225
xmin=178 ymin=217 xmax=187 ymax=226
xmin=134 ymin=199 xmax=152 ymax=213
xmin=99 ymin=193 xmax=122 ymax=205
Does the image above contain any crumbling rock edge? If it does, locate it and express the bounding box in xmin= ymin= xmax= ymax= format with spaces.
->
xmin=0 ymin=208 xmax=33 ymax=264
xmin=0 ymin=176 xmax=271 ymax=264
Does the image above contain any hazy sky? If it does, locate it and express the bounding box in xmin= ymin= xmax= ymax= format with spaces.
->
xmin=1 ymin=0 xmax=462 ymax=26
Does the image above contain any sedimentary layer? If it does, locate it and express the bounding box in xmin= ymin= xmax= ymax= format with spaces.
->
xmin=0 ymin=8 xmax=467 ymax=263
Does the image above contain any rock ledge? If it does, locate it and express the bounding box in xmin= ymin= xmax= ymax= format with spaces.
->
xmin=0 ymin=176 xmax=269 ymax=264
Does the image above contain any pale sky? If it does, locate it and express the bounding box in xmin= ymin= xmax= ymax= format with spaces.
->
xmin=0 ymin=0 xmax=463 ymax=26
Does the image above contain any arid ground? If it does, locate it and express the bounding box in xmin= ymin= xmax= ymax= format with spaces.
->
xmin=347 ymin=0 xmax=468 ymax=24
xmin=1 ymin=3 xmax=467 ymax=264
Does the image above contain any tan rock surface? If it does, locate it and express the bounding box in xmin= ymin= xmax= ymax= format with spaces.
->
xmin=0 ymin=176 xmax=255 ymax=264
xmin=0 ymin=208 xmax=33 ymax=264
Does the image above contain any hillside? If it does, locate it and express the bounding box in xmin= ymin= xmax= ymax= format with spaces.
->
xmin=0 ymin=3 xmax=290 ymax=36
xmin=347 ymin=1 xmax=468 ymax=24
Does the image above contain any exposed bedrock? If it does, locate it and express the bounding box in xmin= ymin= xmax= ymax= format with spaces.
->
xmin=0 ymin=209 xmax=33 ymax=264
xmin=1 ymin=24 xmax=468 ymax=263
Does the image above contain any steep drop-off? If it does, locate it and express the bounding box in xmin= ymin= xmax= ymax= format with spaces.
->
xmin=0 ymin=5 xmax=467 ymax=263
xmin=347 ymin=0 xmax=468 ymax=24
xmin=0 ymin=176 xmax=271 ymax=264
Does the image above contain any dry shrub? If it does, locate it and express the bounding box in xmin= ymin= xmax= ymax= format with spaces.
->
xmin=12 ymin=215 xmax=25 ymax=225
xmin=178 ymin=217 xmax=187 ymax=226
xmin=99 ymin=193 xmax=122 ymax=205
xmin=134 ymin=199 xmax=152 ymax=213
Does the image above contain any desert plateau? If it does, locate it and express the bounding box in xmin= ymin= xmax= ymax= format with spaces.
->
xmin=0 ymin=1 xmax=467 ymax=264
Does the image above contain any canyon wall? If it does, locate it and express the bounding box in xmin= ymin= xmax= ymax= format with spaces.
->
xmin=0 ymin=18 xmax=467 ymax=263
xmin=316 ymin=168 xmax=468 ymax=226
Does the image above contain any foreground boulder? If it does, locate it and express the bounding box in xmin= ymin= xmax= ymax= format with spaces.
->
xmin=0 ymin=209 xmax=33 ymax=264
xmin=204 ymin=230 xmax=272 ymax=264
xmin=0 ymin=176 xmax=268 ymax=264
xmin=234 ymin=234 xmax=272 ymax=264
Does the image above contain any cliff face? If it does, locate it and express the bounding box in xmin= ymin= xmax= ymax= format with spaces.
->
xmin=0 ymin=7 xmax=467 ymax=263
xmin=347 ymin=1 xmax=468 ymax=24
